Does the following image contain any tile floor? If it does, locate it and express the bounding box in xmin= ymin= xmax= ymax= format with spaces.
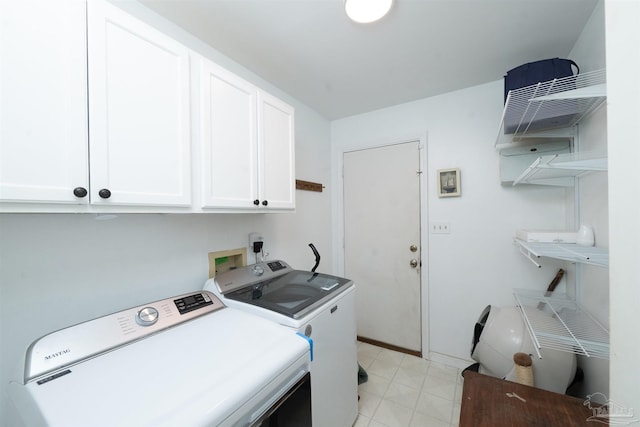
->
xmin=355 ymin=342 xmax=463 ymax=427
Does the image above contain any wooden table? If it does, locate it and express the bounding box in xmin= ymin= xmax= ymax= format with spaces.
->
xmin=459 ymin=372 xmax=602 ymax=426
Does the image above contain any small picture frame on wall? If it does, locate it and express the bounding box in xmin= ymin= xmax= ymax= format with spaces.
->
xmin=437 ymin=168 xmax=461 ymax=197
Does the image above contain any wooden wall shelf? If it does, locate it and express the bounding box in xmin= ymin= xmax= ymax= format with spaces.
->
xmin=296 ymin=179 xmax=324 ymax=192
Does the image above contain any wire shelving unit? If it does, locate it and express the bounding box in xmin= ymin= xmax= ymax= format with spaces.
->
xmin=496 ymin=69 xmax=606 ymax=147
xmin=512 ymin=150 xmax=607 ymax=186
xmin=514 ymin=238 xmax=608 ymax=268
xmin=513 ymin=288 xmax=609 ymax=359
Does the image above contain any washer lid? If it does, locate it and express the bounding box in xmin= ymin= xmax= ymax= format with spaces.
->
xmin=224 ymin=270 xmax=352 ymax=319
xmin=11 ymin=304 xmax=309 ymax=427
xmin=211 ymin=260 xmax=353 ymax=319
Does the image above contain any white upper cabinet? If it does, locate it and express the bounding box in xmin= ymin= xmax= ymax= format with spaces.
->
xmin=87 ymin=0 xmax=192 ymax=207
xmin=0 ymin=0 xmax=89 ymax=204
xmin=1 ymin=0 xmax=292 ymax=212
xmin=200 ymin=58 xmax=295 ymax=210
xmin=257 ymin=91 xmax=295 ymax=210
xmin=200 ymin=60 xmax=258 ymax=208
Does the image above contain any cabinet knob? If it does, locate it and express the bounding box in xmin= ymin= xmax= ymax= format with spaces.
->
xmin=253 ymin=199 xmax=260 ymax=206
xmin=262 ymin=200 xmax=268 ymax=206
xmin=73 ymin=187 xmax=88 ymax=198
xmin=98 ymin=188 xmax=111 ymax=199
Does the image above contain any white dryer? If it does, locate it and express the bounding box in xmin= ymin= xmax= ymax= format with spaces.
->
xmin=10 ymin=291 xmax=312 ymax=427
xmin=204 ymin=260 xmax=358 ymax=427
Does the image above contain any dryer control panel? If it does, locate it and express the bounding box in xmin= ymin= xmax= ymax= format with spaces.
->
xmin=24 ymin=291 xmax=224 ymax=383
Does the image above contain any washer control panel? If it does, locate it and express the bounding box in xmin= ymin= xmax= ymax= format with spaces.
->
xmin=213 ymin=259 xmax=294 ymax=294
xmin=24 ymin=291 xmax=225 ymax=383
xmin=266 ymin=260 xmax=288 ymax=272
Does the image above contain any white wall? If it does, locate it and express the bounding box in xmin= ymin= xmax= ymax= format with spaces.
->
xmin=331 ymin=81 xmax=570 ymax=364
xmin=330 ymin=0 xmax=615 ymax=394
xmin=0 ymin=2 xmax=333 ymax=426
xmin=568 ymin=105 xmax=610 ymax=400
xmin=606 ymin=0 xmax=640 ymax=418
xmin=566 ymin=0 xmax=610 ymax=400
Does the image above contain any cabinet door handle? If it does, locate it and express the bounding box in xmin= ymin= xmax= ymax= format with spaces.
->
xmin=73 ymin=187 xmax=88 ymax=198
xmin=262 ymin=200 xmax=268 ymax=206
xmin=253 ymin=199 xmax=260 ymax=206
xmin=98 ymin=189 xmax=111 ymax=199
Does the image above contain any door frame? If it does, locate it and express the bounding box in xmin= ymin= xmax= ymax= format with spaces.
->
xmin=334 ymin=132 xmax=430 ymax=358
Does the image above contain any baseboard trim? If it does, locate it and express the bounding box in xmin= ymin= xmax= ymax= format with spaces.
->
xmin=428 ymin=351 xmax=475 ymax=370
xmin=357 ymin=336 xmax=422 ymax=358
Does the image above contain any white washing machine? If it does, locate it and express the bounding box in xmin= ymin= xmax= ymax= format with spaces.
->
xmin=204 ymin=260 xmax=358 ymax=427
xmin=9 ymin=291 xmax=312 ymax=427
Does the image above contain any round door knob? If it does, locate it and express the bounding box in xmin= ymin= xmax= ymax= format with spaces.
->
xmin=253 ymin=199 xmax=260 ymax=206
xmin=410 ymin=259 xmax=418 ymax=268
xmin=410 ymin=244 xmax=418 ymax=252
xmin=262 ymin=200 xmax=268 ymax=206
xmin=136 ymin=307 xmax=159 ymax=326
xmin=73 ymin=187 xmax=88 ymax=198
xmin=98 ymin=188 xmax=111 ymax=199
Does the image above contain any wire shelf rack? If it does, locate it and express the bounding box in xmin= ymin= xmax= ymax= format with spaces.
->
xmin=496 ymin=69 xmax=606 ymax=146
xmin=513 ymin=150 xmax=608 ymax=186
xmin=513 ymin=288 xmax=609 ymax=359
xmin=514 ymin=238 xmax=608 ymax=268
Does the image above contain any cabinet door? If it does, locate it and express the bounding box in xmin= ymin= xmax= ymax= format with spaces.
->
xmin=200 ymin=59 xmax=258 ymax=208
xmin=0 ymin=0 xmax=88 ymax=204
xmin=87 ymin=0 xmax=191 ymax=207
xmin=257 ymin=91 xmax=295 ymax=209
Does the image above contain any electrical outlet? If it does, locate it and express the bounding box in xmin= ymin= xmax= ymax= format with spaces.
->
xmin=430 ymin=222 xmax=451 ymax=234
xmin=249 ymin=232 xmax=264 ymax=251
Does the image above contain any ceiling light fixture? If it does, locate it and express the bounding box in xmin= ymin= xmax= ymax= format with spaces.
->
xmin=345 ymin=0 xmax=393 ymax=24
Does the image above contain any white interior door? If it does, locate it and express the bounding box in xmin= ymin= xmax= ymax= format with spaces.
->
xmin=343 ymin=141 xmax=422 ymax=353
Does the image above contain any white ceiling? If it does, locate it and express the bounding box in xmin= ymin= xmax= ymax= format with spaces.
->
xmin=140 ymin=0 xmax=598 ymax=120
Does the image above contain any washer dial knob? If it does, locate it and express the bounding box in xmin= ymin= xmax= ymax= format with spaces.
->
xmin=136 ymin=307 xmax=159 ymax=326
xmin=252 ymin=265 xmax=265 ymax=276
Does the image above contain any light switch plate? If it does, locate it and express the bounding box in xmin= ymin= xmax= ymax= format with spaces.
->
xmin=430 ymin=222 xmax=451 ymax=234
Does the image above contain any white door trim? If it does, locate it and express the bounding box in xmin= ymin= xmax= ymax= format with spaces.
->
xmin=334 ymin=132 xmax=430 ymax=358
